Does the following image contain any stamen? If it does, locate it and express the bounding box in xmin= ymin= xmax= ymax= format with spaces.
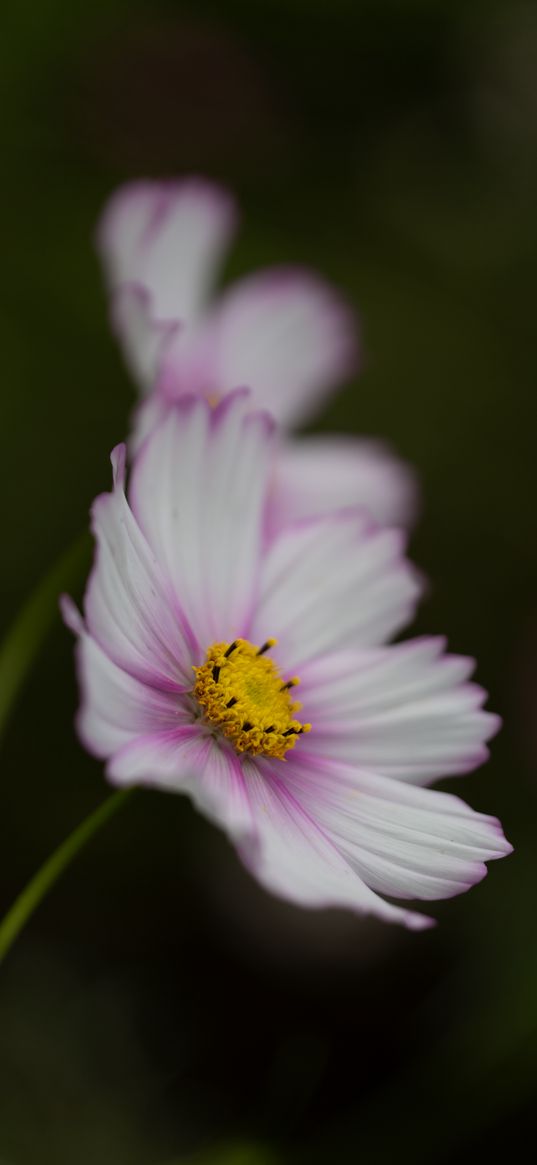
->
xmin=242 ymin=721 xmax=253 ymax=731
xmin=257 ymin=638 xmax=277 ymax=656
xmin=226 ymin=697 xmax=237 ymax=708
xmin=280 ymin=677 xmax=300 ymax=691
xmin=212 ymin=665 xmax=220 ymax=682
xmin=224 ymin=641 xmax=238 ymax=658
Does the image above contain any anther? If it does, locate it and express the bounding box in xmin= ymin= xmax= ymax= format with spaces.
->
xmin=212 ymin=665 xmax=220 ymax=682
xmin=226 ymin=697 xmax=237 ymax=708
xmin=224 ymin=641 xmax=238 ymax=658
xmin=280 ymin=677 xmax=300 ymax=691
xmin=265 ymin=726 xmax=275 ymax=734
xmin=242 ymin=721 xmax=253 ymax=731
xmin=257 ymin=638 xmax=277 ymax=656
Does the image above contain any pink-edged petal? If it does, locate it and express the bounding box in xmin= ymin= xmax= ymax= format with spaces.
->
xmin=108 ymin=725 xmax=203 ymax=786
xmin=267 ymin=435 xmax=419 ymax=536
xmin=299 ymin=637 xmax=500 ymax=783
xmin=279 ymin=753 xmax=512 ymax=903
xmin=252 ymin=512 xmax=422 ymax=669
xmin=97 ymin=177 xmax=237 ymax=323
xmin=108 ymin=728 xmax=255 ymax=838
xmin=183 ymin=739 xmax=255 ymax=838
xmin=110 ymin=284 xmax=181 ymax=394
xmin=83 ymin=444 xmax=196 ymax=689
xmin=160 ymin=267 xmax=358 ymax=427
xmin=129 ymin=392 xmax=275 ymax=648
xmin=66 ymin=626 xmax=189 ymax=759
xmin=236 ymin=758 xmax=433 ymax=930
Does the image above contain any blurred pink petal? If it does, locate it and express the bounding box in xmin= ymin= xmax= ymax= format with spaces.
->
xmin=159 ymin=267 xmax=358 ymax=429
xmin=97 ymin=177 xmax=237 ymax=388
xmin=266 ymin=435 xmax=419 ymax=535
xmin=97 ymin=179 xmax=358 ymax=428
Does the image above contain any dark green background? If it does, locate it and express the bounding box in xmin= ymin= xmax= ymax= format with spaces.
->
xmin=1 ymin=1 xmax=536 ymax=1162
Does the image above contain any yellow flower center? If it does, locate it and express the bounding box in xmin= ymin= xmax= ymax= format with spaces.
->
xmin=193 ymin=638 xmax=311 ymax=759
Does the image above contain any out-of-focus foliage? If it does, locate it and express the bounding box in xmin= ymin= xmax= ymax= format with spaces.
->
xmin=1 ymin=1 xmax=536 ymax=1162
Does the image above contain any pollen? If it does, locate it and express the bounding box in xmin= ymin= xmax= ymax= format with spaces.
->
xmin=193 ymin=638 xmax=311 ymax=759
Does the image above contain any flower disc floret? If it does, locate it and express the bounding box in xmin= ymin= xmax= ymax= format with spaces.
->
xmin=193 ymin=638 xmax=311 ymax=758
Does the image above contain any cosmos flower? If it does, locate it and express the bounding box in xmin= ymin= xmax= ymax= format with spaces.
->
xmin=96 ymin=177 xmax=417 ymax=530
xmin=62 ymin=393 xmax=510 ymax=929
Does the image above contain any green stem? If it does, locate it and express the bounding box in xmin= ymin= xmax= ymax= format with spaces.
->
xmin=0 ymin=531 xmax=90 ymax=741
xmin=0 ymin=788 xmax=133 ymax=966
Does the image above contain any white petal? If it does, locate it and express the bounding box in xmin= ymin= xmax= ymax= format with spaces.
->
xmin=236 ymin=758 xmax=433 ymax=929
xmin=300 ymin=638 xmax=500 ymax=782
xmin=129 ymin=393 xmax=275 ymax=648
xmin=268 ymin=436 xmax=418 ymax=534
xmin=108 ymin=725 xmax=204 ymax=786
xmin=71 ymin=630 xmax=188 ymax=758
xmin=110 ymin=285 xmax=180 ymax=394
xmin=109 ymin=728 xmax=255 ymax=838
xmin=160 ymin=268 xmax=357 ymax=426
xmin=252 ymin=512 xmax=422 ymax=668
xmin=277 ymin=753 xmax=512 ymax=902
xmin=183 ymin=740 xmax=255 ymax=838
xmin=97 ymin=178 xmax=237 ymax=391
xmin=84 ymin=445 xmax=195 ymax=688
xmin=97 ymin=177 xmax=237 ymax=322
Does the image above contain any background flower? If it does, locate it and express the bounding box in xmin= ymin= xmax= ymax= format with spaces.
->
xmin=97 ymin=177 xmax=355 ymax=425
xmin=97 ymin=177 xmax=419 ymax=530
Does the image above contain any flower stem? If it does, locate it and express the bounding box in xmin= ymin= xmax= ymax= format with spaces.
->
xmin=0 ymin=788 xmax=133 ymax=966
xmin=0 ymin=531 xmax=90 ymax=741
